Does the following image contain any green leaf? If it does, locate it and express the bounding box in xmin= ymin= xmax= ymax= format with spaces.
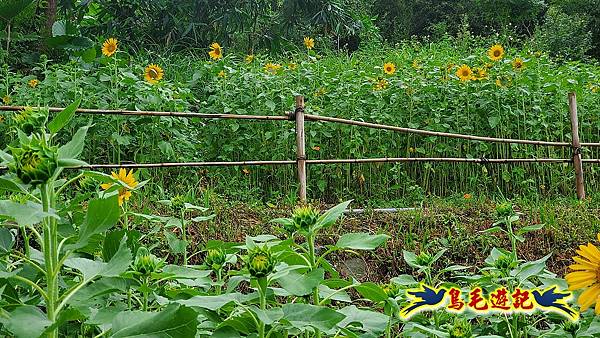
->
xmin=0 ymin=200 xmax=57 ymax=225
xmin=65 ymin=237 xmax=132 ymax=281
xmin=515 ymin=253 xmax=551 ymax=282
xmin=58 ymin=125 xmax=89 ymax=160
xmin=0 ymin=227 xmax=14 ymax=253
xmin=0 ymin=0 xmax=34 ymax=22
xmin=336 ymin=233 xmax=389 ymax=250
xmin=48 ymin=98 xmax=80 ymax=133
xmin=281 ymin=304 xmax=345 ymax=332
xmin=354 ymin=282 xmax=388 ymax=302
xmin=481 ymin=226 xmax=505 ymax=234
xmin=517 ymin=223 xmax=544 ymax=235
xmin=111 ymin=304 xmax=197 ymax=338
xmin=165 ymin=230 xmax=187 ymax=254
xmin=276 ymin=268 xmax=324 ymax=296
xmin=337 ymin=305 xmax=388 ymax=337
xmin=69 ymin=195 xmax=120 ymax=249
xmin=315 ymin=200 xmax=352 ymax=231
xmin=177 ymin=293 xmax=253 ymax=311
xmin=402 ymin=250 xmax=423 ymax=269
xmin=0 ymin=176 xmax=27 ymax=193
xmin=1 ymin=305 xmax=51 ymax=338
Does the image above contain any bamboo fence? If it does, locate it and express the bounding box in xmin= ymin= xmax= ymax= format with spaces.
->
xmin=0 ymin=92 xmax=595 ymax=200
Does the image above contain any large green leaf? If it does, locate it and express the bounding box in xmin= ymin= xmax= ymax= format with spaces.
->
xmin=48 ymin=98 xmax=80 ymax=133
xmin=1 ymin=305 xmax=51 ymax=338
xmin=177 ymin=293 xmax=253 ymax=311
xmin=0 ymin=227 xmax=14 ymax=253
xmin=67 ymin=195 xmax=120 ymax=249
xmin=276 ymin=268 xmax=324 ymax=296
xmin=337 ymin=305 xmax=388 ymax=338
xmin=315 ymin=200 xmax=352 ymax=230
xmin=335 ymin=233 xmax=390 ymax=250
xmin=281 ymin=303 xmax=345 ymax=332
xmin=64 ymin=237 xmax=132 ymax=281
xmin=0 ymin=0 xmax=34 ymax=22
xmin=0 ymin=176 xmax=28 ymax=193
xmin=354 ymin=282 xmax=388 ymax=302
xmin=111 ymin=304 xmax=198 ymax=338
xmin=0 ymin=200 xmax=57 ymax=225
xmin=58 ymin=125 xmax=89 ymax=160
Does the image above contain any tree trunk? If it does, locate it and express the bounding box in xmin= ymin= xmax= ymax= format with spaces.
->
xmin=46 ymin=0 xmax=57 ymax=35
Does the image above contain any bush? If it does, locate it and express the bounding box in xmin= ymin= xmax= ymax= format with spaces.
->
xmin=532 ymin=6 xmax=592 ymax=59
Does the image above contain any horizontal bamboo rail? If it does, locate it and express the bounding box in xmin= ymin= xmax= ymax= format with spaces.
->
xmin=304 ymin=114 xmax=600 ymax=148
xmin=0 ymin=157 xmax=579 ymax=171
xmin=2 ymin=105 xmax=600 ymax=147
xmin=0 ymin=105 xmax=289 ymax=121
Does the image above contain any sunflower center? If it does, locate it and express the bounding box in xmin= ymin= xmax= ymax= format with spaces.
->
xmin=150 ymin=69 xmax=158 ymax=79
xmin=494 ymin=50 xmax=500 ymax=57
xmin=108 ymin=45 xmax=116 ymax=52
xmin=462 ymin=70 xmax=469 ymax=76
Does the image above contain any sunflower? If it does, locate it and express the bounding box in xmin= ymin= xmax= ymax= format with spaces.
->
xmin=28 ymin=79 xmax=39 ymax=88
xmin=102 ymin=38 xmax=118 ymax=57
xmin=456 ymin=64 xmax=473 ymax=81
xmin=303 ymin=37 xmax=315 ymax=50
xmin=100 ymin=168 xmax=139 ymax=206
xmin=475 ymin=67 xmax=487 ymax=80
xmin=565 ymin=234 xmax=600 ymax=314
xmin=144 ymin=64 xmax=164 ymax=84
xmin=411 ymin=60 xmax=421 ymax=70
xmin=383 ymin=62 xmax=396 ymax=75
xmin=288 ymin=63 xmax=297 ymax=70
xmin=245 ymin=54 xmax=254 ymax=63
xmin=512 ymin=58 xmax=525 ymax=70
xmin=208 ymin=42 xmax=223 ymax=60
xmin=487 ymin=44 xmax=504 ymax=61
xmin=2 ymin=95 xmax=10 ymax=104
xmin=373 ymin=78 xmax=389 ymax=91
xmin=264 ymin=63 xmax=282 ymax=75
xmin=218 ymin=70 xmax=226 ymax=78
xmin=463 ymin=193 xmax=472 ymax=200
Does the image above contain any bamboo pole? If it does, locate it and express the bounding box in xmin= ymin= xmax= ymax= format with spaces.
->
xmin=304 ymin=114 xmax=582 ymax=147
xmin=0 ymin=157 xmax=580 ymax=172
xmin=569 ymin=92 xmax=586 ymax=200
xmin=295 ymin=96 xmax=307 ymax=202
xmin=0 ymin=105 xmax=289 ymax=121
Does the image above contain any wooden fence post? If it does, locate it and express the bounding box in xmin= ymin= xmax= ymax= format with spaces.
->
xmin=569 ymin=92 xmax=585 ymax=200
xmin=295 ymin=95 xmax=307 ymax=202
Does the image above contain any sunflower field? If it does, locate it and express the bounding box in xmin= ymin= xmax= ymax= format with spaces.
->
xmin=3 ymin=0 xmax=600 ymax=337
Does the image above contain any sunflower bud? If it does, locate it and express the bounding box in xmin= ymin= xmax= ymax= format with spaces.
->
xmin=562 ymin=320 xmax=580 ymax=335
xmin=134 ymin=247 xmax=163 ymax=275
xmin=9 ymin=138 xmax=58 ymax=186
xmin=205 ymin=248 xmax=227 ymax=271
xmin=449 ymin=318 xmax=472 ymax=338
xmin=246 ymin=246 xmax=275 ymax=278
xmin=170 ymin=194 xmax=186 ymax=213
xmin=11 ymin=107 xmax=48 ymax=135
xmin=291 ymin=205 xmax=320 ymax=233
xmin=381 ymin=282 xmax=400 ymax=299
xmin=495 ymin=202 xmax=514 ymax=217
xmin=415 ymin=251 xmax=434 ymax=266
xmin=493 ymin=252 xmax=516 ymax=271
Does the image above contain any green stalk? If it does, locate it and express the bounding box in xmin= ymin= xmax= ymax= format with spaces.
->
xmin=181 ymin=210 xmax=188 ymax=265
xmin=123 ymin=201 xmax=129 ymax=231
xmin=216 ymin=269 xmax=223 ymax=295
xmin=42 ymin=183 xmax=59 ymax=338
xmin=257 ymin=276 xmax=268 ymax=338
xmin=307 ymin=232 xmax=322 ymax=338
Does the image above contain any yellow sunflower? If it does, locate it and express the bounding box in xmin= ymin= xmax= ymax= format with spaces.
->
xmin=28 ymin=79 xmax=39 ymax=88
xmin=288 ymin=63 xmax=297 ymax=70
xmin=373 ymin=78 xmax=389 ymax=91
xmin=144 ymin=64 xmax=164 ymax=84
xmin=102 ymin=38 xmax=118 ymax=57
xmin=264 ymin=63 xmax=282 ymax=75
xmin=456 ymin=64 xmax=473 ymax=81
xmin=512 ymin=58 xmax=525 ymax=70
xmin=304 ymin=37 xmax=315 ymax=50
xmin=2 ymin=95 xmax=10 ymax=104
xmin=475 ymin=67 xmax=487 ymax=80
xmin=566 ymin=234 xmax=600 ymax=314
xmin=383 ymin=62 xmax=396 ymax=75
xmin=245 ymin=54 xmax=255 ymax=63
xmin=218 ymin=70 xmax=226 ymax=78
xmin=100 ymin=168 xmax=139 ymax=206
xmin=208 ymin=42 xmax=223 ymax=60
xmin=487 ymin=44 xmax=504 ymax=61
